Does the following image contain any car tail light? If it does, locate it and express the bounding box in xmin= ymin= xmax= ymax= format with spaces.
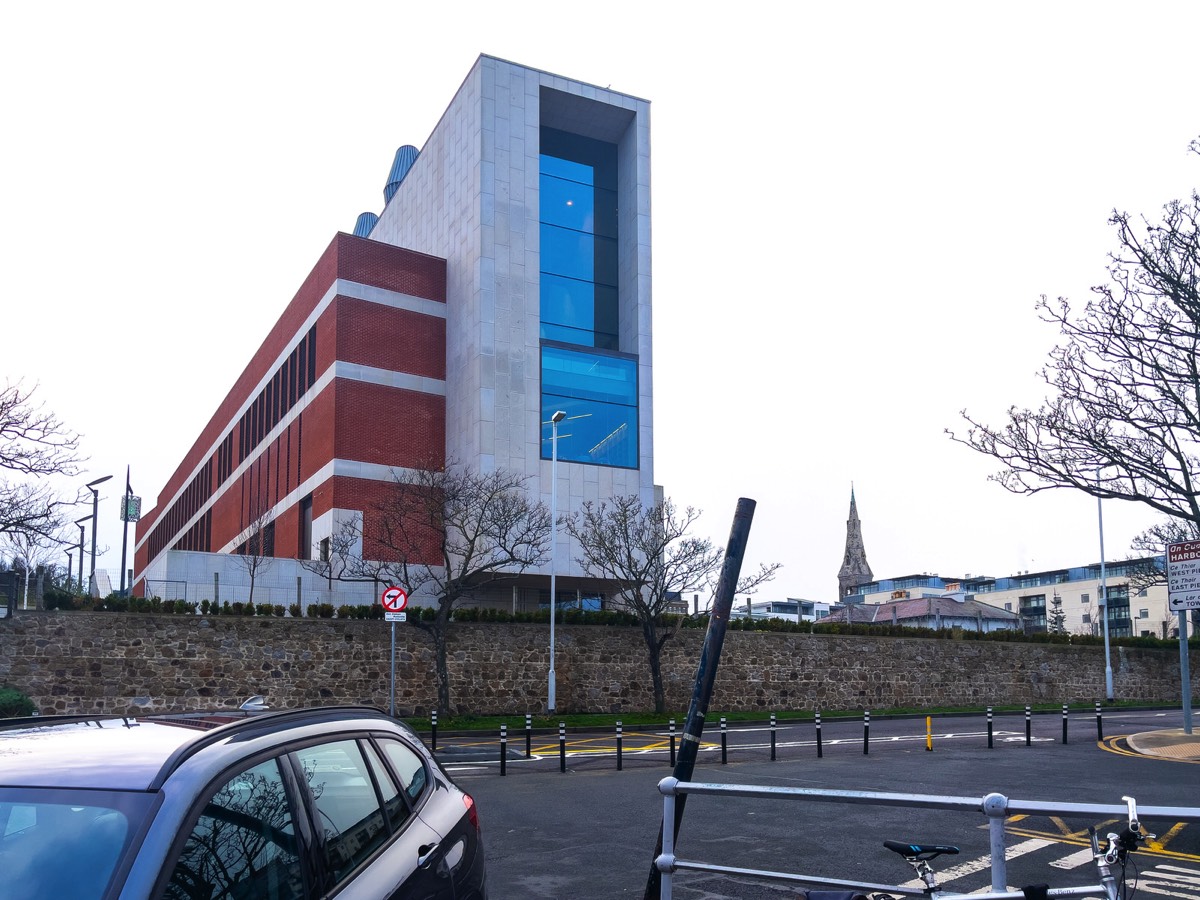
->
xmin=463 ymin=793 xmax=480 ymax=831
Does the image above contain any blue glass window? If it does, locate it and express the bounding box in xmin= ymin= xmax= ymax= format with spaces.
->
xmin=540 ymin=275 xmax=619 ymax=350
xmin=538 ymin=129 xmax=619 ymax=355
xmin=542 ymin=345 xmax=637 ymax=469
xmin=540 ymin=223 xmax=595 ymax=282
xmin=540 ymin=174 xmax=595 ymax=232
xmin=541 ymin=155 xmax=593 ymax=185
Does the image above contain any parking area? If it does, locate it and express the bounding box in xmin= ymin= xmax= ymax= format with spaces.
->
xmin=449 ymin=709 xmax=1200 ymax=898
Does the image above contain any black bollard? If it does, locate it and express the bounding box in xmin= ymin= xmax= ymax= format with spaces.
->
xmin=1025 ymin=705 xmax=1032 ymax=746
xmin=987 ymin=706 xmax=993 ymax=749
xmin=559 ymin=722 xmax=566 ymax=773
xmin=720 ymin=716 xmax=727 ymax=764
xmin=500 ymin=723 xmax=507 ymax=776
xmin=1062 ymin=704 xmax=1069 ymax=744
xmin=616 ymin=721 xmax=623 ymax=771
xmin=1095 ymin=701 xmax=1104 ymax=741
xmin=526 ymin=713 xmax=532 ymax=757
xmin=668 ymin=719 xmax=676 ymax=767
xmin=770 ymin=712 xmax=777 ymax=761
xmin=863 ymin=710 xmax=870 ymax=755
xmin=816 ymin=710 xmax=823 ymax=758
xmin=431 ymin=710 xmax=438 ymax=752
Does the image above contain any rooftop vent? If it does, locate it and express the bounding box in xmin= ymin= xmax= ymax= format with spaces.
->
xmin=384 ymin=145 xmax=419 ymax=202
xmin=353 ymin=212 xmax=378 ymax=237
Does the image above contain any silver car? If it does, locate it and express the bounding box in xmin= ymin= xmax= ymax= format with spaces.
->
xmin=0 ymin=705 xmax=487 ymax=899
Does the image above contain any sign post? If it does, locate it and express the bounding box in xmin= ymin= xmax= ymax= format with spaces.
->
xmin=1165 ymin=541 xmax=1196 ymax=734
xmin=380 ymin=587 xmax=408 ymax=718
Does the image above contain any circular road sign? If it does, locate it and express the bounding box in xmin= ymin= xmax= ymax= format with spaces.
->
xmin=381 ymin=586 xmax=408 ymax=612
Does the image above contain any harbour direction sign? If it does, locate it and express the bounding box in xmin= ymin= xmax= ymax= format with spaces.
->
xmin=1166 ymin=540 xmax=1200 ymax=611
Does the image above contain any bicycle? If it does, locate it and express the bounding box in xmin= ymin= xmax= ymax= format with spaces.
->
xmin=858 ymin=795 xmax=1154 ymax=900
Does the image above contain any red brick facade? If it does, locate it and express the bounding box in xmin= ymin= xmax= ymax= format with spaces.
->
xmin=134 ymin=233 xmax=448 ymax=591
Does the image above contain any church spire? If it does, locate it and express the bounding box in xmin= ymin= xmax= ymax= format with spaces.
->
xmin=838 ymin=485 xmax=873 ymax=600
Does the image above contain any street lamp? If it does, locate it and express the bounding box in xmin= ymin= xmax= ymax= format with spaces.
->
xmin=1096 ymin=473 xmax=1114 ymax=701
xmin=548 ymin=409 xmax=566 ymax=713
xmin=86 ymin=475 xmax=112 ymax=598
xmin=75 ymin=515 xmax=90 ymax=593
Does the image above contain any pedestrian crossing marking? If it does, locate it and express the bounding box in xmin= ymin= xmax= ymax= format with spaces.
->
xmin=1048 ymin=847 xmax=1095 ymax=870
xmin=897 ymin=840 xmax=1053 ymax=889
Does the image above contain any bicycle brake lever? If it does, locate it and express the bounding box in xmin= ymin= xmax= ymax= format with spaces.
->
xmin=1104 ymin=832 xmax=1122 ymax=865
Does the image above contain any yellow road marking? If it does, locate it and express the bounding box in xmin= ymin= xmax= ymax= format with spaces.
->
xmin=1005 ymin=827 xmax=1200 ymax=863
xmin=1154 ymin=822 xmax=1191 ymax=854
xmin=1099 ymin=735 xmax=1200 ymax=765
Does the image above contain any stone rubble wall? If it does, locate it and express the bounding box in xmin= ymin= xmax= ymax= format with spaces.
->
xmin=1 ymin=613 xmax=1195 ymax=716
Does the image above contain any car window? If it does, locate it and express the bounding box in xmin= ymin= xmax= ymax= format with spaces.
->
xmin=379 ymin=739 xmax=428 ymax=804
xmin=295 ymin=739 xmax=389 ymax=883
xmin=0 ymin=794 xmax=133 ymax=900
xmin=163 ymin=758 xmax=303 ymax=900
xmin=362 ymin=740 xmax=410 ymax=833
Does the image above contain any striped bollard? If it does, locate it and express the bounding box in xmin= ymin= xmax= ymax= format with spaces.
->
xmin=668 ymin=719 xmax=677 ymax=767
xmin=616 ymin=721 xmax=623 ymax=771
xmin=863 ymin=710 xmax=870 ymax=755
xmin=558 ymin=722 xmax=566 ymax=773
xmin=987 ymin=706 xmax=994 ymax=749
xmin=720 ymin=716 xmax=728 ymax=764
xmin=431 ymin=710 xmax=438 ymax=752
xmin=1025 ymin=705 xmax=1032 ymax=746
xmin=770 ymin=712 xmax=777 ymax=761
xmin=525 ymin=713 xmax=532 ymax=757
xmin=1095 ymin=701 xmax=1104 ymax=741
xmin=1062 ymin=704 xmax=1069 ymax=744
xmin=816 ymin=710 xmax=823 ymax=758
xmin=500 ymin=723 xmax=507 ymax=776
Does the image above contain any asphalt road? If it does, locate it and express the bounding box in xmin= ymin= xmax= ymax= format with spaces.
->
xmin=446 ymin=709 xmax=1200 ymax=899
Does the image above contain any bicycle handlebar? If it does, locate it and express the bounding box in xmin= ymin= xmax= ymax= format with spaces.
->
xmin=1122 ymin=795 xmax=1139 ymax=835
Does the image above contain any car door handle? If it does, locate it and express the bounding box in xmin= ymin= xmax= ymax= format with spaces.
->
xmin=417 ymin=843 xmax=438 ymax=869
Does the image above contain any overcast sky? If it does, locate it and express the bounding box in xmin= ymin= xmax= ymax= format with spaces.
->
xmin=3 ymin=2 xmax=1198 ymax=601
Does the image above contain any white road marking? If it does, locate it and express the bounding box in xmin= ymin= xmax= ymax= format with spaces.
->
xmin=896 ymin=839 xmax=1054 ymax=889
xmin=1048 ymin=847 xmax=1095 ymax=870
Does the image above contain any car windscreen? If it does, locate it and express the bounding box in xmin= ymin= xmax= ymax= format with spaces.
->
xmin=0 ymin=787 xmax=156 ymax=900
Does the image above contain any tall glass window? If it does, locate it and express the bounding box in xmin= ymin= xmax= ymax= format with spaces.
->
xmin=539 ymin=128 xmax=618 ymax=351
xmin=539 ymin=127 xmax=636 ymax=469
xmin=541 ymin=345 xmax=637 ymax=469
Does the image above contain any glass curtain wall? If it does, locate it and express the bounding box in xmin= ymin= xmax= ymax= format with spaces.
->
xmin=539 ymin=127 xmax=637 ymax=470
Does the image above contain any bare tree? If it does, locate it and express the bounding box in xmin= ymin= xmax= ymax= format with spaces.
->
xmin=564 ymin=495 xmax=780 ymax=714
xmin=299 ymin=512 xmax=399 ymax=610
xmin=233 ymin=501 xmax=275 ymax=606
xmin=950 ymin=140 xmax=1200 ymax=536
xmin=3 ymin=528 xmax=66 ymax=608
xmin=365 ymin=464 xmax=551 ymax=713
xmin=0 ymin=381 xmax=82 ymax=542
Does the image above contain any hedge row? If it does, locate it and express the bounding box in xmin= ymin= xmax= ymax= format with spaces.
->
xmin=23 ymin=596 xmax=1200 ymax=651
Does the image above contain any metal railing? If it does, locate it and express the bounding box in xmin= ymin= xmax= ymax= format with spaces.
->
xmin=653 ymin=779 xmax=1200 ymax=900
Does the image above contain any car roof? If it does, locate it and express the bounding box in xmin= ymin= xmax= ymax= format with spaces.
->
xmin=0 ymin=706 xmax=408 ymax=791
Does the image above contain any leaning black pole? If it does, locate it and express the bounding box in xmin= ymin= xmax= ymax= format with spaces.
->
xmin=644 ymin=497 xmax=757 ymax=900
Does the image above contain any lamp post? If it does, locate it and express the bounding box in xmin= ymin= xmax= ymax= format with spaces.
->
xmin=75 ymin=515 xmax=90 ymax=593
xmin=66 ymin=550 xmax=73 ymax=593
xmin=118 ymin=466 xmax=139 ymax=596
xmin=86 ymin=475 xmax=112 ymax=598
xmin=1096 ymin=474 xmax=1114 ymax=701
xmin=548 ymin=409 xmax=566 ymax=713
